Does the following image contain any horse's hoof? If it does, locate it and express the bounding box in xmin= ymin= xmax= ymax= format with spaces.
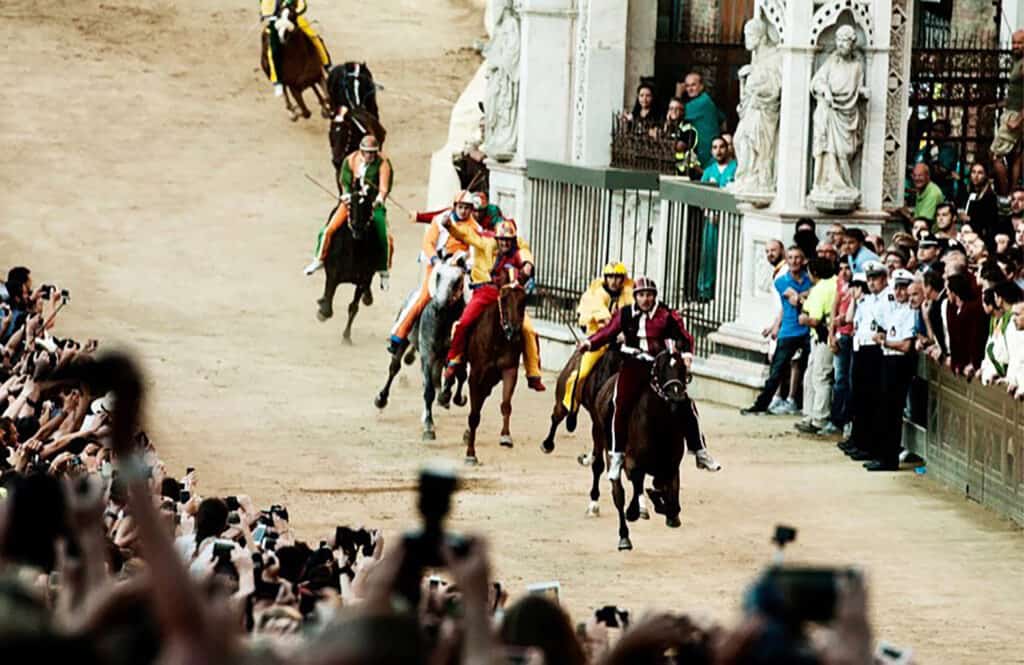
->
xmin=462 ymin=430 xmax=471 ymax=444
xmin=540 ymin=439 xmax=554 ymax=454
xmin=666 ymin=515 xmax=682 ymax=528
xmin=290 ymin=114 xmax=300 ymax=123
xmin=566 ymin=412 xmax=578 ymax=433
xmin=362 ymin=291 xmax=373 ymax=306
xmin=625 ymin=505 xmax=640 ymax=522
xmin=617 ymin=537 xmax=633 ymax=551
xmin=577 ymin=453 xmax=593 ymax=467
xmin=422 ymin=429 xmax=436 ymax=441
xmin=302 ymin=110 xmax=312 ymax=119
xmin=464 ymin=455 xmax=479 ymax=466
xmin=585 ymin=501 xmax=600 ymax=517
xmin=403 ymin=350 xmax=416 ymax=366
xmin=499 ymin=435 xmax=513 ymax=448
xmin=342 ymin=335 xmax=353 ymax=346
xmin=453 ymin=393 xmax=467 ymax=407
xmin=438 ymin=390 xmax=452 ymax=409
xmin=639 ymin=507 xmax=651 ymax=521
xmin=374 ymin=394 xmax=388 ymax=409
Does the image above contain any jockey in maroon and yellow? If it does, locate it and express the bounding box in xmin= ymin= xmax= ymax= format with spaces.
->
xmin=442 ymin=219 xmax=546 ymax=391
xmin=260 ymin=0 xmax=331 ymax=96
xmin=578 ymin=276 xmax=720 ymax=480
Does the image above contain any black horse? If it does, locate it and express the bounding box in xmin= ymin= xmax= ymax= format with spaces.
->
xmin=540 ymin=347 xmax=622 ymax=456
xmin=589 ymin=348 xmax=693 ymax=551
xmin=327 ymin=62 xmax=387 ymax=182
xmin=316 ymin=188 xmax=383 ymax=343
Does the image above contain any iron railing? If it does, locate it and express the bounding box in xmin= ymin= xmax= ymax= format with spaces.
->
xmin=661 ymin=180 xmax=743 ymax=359
xmin=610 ymin=115 xmax=677 ymax=175
xmin=526 ymin=161 xmax=659 ymax=328
xmin=524 ymin=161 xmax=742 ymax=360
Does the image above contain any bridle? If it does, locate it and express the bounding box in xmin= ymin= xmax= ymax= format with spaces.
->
xmin=498 ymin=271 xmax=523 ymax=340
xmin=650 ymin=353 xmax=690 ymax=403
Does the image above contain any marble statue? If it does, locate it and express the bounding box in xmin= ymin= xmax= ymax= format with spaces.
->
xmin=730 ymin=16 xmax=783 ymax=207
xmin=482 ymin=0 xmax=520 ymax=162
xmin=809 ymin=25 xmax=869 ymax=212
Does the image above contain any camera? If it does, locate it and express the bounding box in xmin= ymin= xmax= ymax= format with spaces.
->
xmin=225 ymin=495 xmax=241 ymax=511
xmin=395 ymin=464 xmax=471 ymax=606
xmin=179 ymin=489 xmax=191 ymax=503
xmin=334 ymin=526 xmax=374 ymax=561
xmin=60 ymin=288 xmax=70 ymax=305
xmin=227 ymin=511 xmax=241 ymax=525
xmin=594 ymin=605 xmax=630 ymax=629
xmin=749 ymin=566 xmax=859 ymax=624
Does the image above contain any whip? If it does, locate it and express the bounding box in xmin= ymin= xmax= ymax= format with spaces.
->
xmin=303 ymin=173 xmax=414 ymax=217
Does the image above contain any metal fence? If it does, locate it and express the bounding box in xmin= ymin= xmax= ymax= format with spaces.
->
xmin=661 ymin=180 xmax=743 ymax=359
xmin=526 ymin=161 xmax=659 ymax=328
xmin=525 ymin=161 xmax=743 ymax=360
xmin=610 ymin=115 xmax=677 ymax=175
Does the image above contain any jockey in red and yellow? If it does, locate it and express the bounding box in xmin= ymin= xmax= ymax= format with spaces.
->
xmin=442 ymin=219 xmax=546 ymax=391
xmin=387 ymin=191 xmax=478 ymax=355
xmin=578 ymin=276 xmax=720 ymax=480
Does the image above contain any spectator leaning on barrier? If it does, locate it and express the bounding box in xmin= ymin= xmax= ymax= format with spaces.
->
xmin=1005 ymin=300 xmax=1024 ymax=399
xmin=839 ymin=261 xmax=889 ymax=463
xmin=795 ymin=258 xmax=838 ymax=435
xmin=742 ymin=246 xmax=812 ymax=416
xmin=829 ymin=260 xmax=856 ymax=436
xmin=945 ymin=272 xmax=989 ymax=377
xmin=866 ymin=268 xmax=917 ymax=472
xmin=981 ymin=281 xmax=1022 ymax=385
xmin=681 ymin=71 xmax=725 ymax=168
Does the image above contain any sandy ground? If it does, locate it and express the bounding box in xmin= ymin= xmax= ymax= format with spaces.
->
xmin=3 ymin=2 xmax=1024 ymax=662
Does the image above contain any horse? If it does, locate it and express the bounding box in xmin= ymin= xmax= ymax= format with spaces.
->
xmin=589 ymin=348 xmax=691 ymax=551
xmin=327 ymin=62 xmax=387 ymax=182
xmin=260 ymin=15 xmax=331 ymax=121
xmin=539 ymin=346 xmax=622 ymax=457
xmin=330 ymin=107 xmax=387 ymax=185
xmin=439 ymin=281 xmax=527 ymax=465
xmin=316 ymin=188 xmax=382 ymax=343
xmin=374 ymin=255 xmax=469 ymax=441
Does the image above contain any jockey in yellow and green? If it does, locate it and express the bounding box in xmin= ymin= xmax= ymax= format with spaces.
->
xmin=260 ymin=0 xmax=331 ymax=96
xmin=305 ymin=135 xmax=393 ymax=285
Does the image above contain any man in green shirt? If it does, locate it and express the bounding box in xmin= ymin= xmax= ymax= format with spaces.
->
xmin=795 ymin=257 xmax=838 ymax=434
xmin=682 ymin=72 xmax=726 ymax=168
xmin=902 ymin=162 xmax=944 ymax=224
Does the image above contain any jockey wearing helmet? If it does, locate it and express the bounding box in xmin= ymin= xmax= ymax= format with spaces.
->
xmin=260 ymin=0 xmax=332 ymax=97
xmin=578 ymin=277 xmax=720 ymax=480
xmin=412 ymin=191 xmax=502 ymax=233
xmin=305 ymin=135 xmax=393 ymax=285
xmin=387 ymin=190 xmax=479 ymax=355
xmin=442 ymin=218 xmax=546 ymax=391
xmin=562 ymin=263 xmax=634 ymax=430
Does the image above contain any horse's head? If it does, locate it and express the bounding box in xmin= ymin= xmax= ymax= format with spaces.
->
xmin=347 ymin=187 xmax=374 ymax=241
xmin=651 ymin=349 xmax=690 ymax=405
xmin=497 ymin=280 xmax=527 ymax=342
xmin=429 ymin=254 xmax=468 ymax=308
xmin=273 ymin=3 xmax=297 ymax=43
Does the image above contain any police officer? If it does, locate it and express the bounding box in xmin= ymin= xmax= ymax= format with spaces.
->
xmin=840 ymin=261 xmax=889 ymax=463
xmin=866 ymin=268 xmax=917 ymax=471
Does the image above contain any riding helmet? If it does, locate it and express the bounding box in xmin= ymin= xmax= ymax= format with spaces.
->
xmin=633 ymin=276 xmax=658 ymax=294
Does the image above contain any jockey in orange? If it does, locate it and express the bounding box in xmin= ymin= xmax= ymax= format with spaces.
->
xmin=387 ymin=191 xmax=479 ymax=356
xmin=413 ymin=191 xmax=502 ymax=233
xmin=305 ymin=135 xmax=393 ymax=286
xmin=578 ymin=276 xmax=720 ymax=480
xmin=442 ymin=219 xmax=546 ymax=391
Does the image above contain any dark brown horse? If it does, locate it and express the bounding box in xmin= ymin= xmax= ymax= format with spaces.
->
xmin=260 ymin=20 xmax=330 ymax=121
xmin=316 ymin=188 xmax=382 ymax=343
xmin=327 ymin=62 xmax=387 ymax=180
xmin=439 ymin=283 xmax=527 ymax=465
xmin=589 ymin=348 xmax=691 ymax=551
xmin=539 ymin=348 xmax=621 ymax=456
xmin=330 ymin=107 xmax=387 ymax=186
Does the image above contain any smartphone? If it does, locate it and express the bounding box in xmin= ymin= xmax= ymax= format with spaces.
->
xmin=252 ymin=524 xmax=268 ymax=544
xmin=179 ymin=490 xmax=191 ymax=503
xmin=227 ymin=511 xmax=241 ymax=525
xmin=212 ymin=539 xmax=235 ymax=563
xmin=185 ymin=467 xmax=195 ymax=475
xmin=428 ymin=575 xmax=444 ymax=589
xmin=526 ymin=581 xmax=560 ymax=605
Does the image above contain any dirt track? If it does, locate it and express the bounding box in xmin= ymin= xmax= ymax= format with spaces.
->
xmin=3 ymin=2 xmax=1024 ymax=662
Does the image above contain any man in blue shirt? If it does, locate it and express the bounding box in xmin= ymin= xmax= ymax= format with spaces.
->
xmin=842 ymin=228 xmax=880 ymax=273
xmin=741 ymin=246 xmax=812 ymax=414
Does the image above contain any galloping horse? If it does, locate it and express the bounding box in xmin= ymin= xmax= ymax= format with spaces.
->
xmin=374 ymin=255 xmax=469 ymax=441
xmin=327 ymin=62 xmax=387 ymax=183
xmin=539 ymin=348 xmax=622 ymax=455
xmin=260 ymin=10 xmax=330 ymax=121
xmin=439 ymin=280 xmax=527 ymax=465
xmin=589 ymin=348 xmax=691 ymax=551
xmin=317 ymin=188 xmax=382 ymax=343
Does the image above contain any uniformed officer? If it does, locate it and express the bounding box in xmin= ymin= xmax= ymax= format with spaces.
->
xmin=840 ymin=261 xmax=889 ymax=463
xmin=866 ymin=268 xmax=917 ymax=471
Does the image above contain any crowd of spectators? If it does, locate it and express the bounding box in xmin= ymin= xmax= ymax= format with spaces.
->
xmin=741 ymin=194 xmax=1024 ymax=471
xmin=1 ymin=263 xmax=903 ymax=664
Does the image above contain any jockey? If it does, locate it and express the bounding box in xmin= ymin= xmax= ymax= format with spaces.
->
xmin=387 ymin=191 xmax=479 ymax=356
xmin=305 ymin=135 xmax=393 ymax=286
xmin=260 ymin=0 xmax=332 ymax=97
xmin=442 ymin=219 xmax=546 ymax=391
xmin=562 ymin=263 xmax=634 ymax=429
xmin=412 ymin=191 xmax=502 ymax=233
xmin=577 ymin=276 xmax=720 ymax=480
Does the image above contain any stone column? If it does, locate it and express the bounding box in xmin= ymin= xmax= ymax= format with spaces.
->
xmin=572 ymin=0 xmax=629 ymax=166
xmin=488 ymin=0 xmax=577 ymax=238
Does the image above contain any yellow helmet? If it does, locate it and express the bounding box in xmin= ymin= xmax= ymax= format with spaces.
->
xmin=603 ymin=262 xmax=628 ymax=277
